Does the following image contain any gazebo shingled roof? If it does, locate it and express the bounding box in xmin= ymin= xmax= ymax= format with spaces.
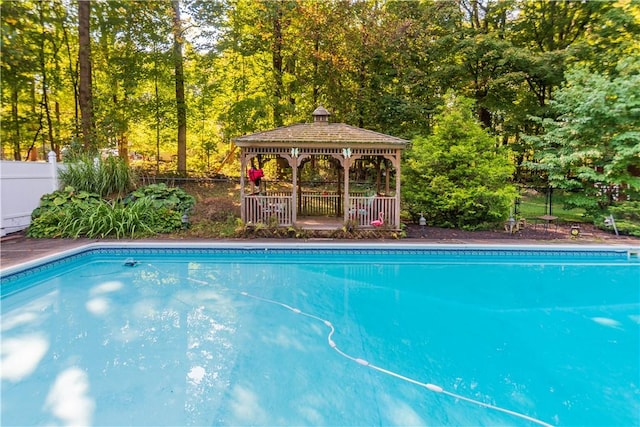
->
xmin=234 ymin=123 xmax=408 ymax=145
xmin=235 ymin=123 xmax=409 ymax=146
xmin=234 ymin=106 xmax=408 ymax=146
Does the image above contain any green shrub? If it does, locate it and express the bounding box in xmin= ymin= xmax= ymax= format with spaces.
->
xmin=402 ymin=93 xmax=517 ymax=230
xmin=28 ymin=187 xmax=103 ymax=237
xmin=598 ymin=201 xmax=640 ymax=237
xmin=28 ymin=184 xmax=191 ymax=238
xmin=30 ymin=186 xmax=102 ymax=217
xmin=127 ymin=183 xmax=195 ymax=214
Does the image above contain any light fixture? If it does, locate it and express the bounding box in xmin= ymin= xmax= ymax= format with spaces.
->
xmin=570 ymin=225 xmax=580 ymax=238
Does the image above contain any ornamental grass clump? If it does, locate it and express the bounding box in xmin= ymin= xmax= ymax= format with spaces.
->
xmin=58 ymin=155 xmax=135 ymax=198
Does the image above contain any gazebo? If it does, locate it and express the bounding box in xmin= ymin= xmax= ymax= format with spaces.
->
xmin=233 ymin=107 xmax=409 ymax=230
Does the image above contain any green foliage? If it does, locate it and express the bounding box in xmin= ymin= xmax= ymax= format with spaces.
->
xmin=28 ymin=187 xmax=103 ymax=238
xmin=517 ymin=188 xmax=587 ymax=223
xmin=60 ymin=199 xmax=159 ymax=238
xmin=28 ymin=184 xmax=192 ymax=238
xmin=233 ymin=219 xmax=311 ymax=239
xmin=30 ymin=186 xmax=102 ymax=217
xmin=182 ymin=214 xmax=239 ymax=238
xmin=524 ymin=58 xmax=640 ymax=214
xmin=59 ymin=155 xmax=136 ymax=198
xmin=572 ymin=1 xmax=640 ymax=76
xmin=598 ymin=201 xmax=640 ymax=237
xmin=402 ymin=93 xmax=517 ymax=230
xmin=128 ymin=183 xmax=195 ymax=214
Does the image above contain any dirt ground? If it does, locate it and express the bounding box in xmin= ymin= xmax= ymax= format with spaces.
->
xmin=403 ymin=222 xmax=639 ymax=243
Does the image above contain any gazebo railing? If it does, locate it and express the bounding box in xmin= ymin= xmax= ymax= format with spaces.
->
xmin=299 ymin=192 xmax=341 ymax=216
xmin=348 ymin=196 xmax=396 ymax=228
xmin=244 ymin=195 xmax=293 ymax=226
xmin=243 ymin=192 xmax=397 ymax=228
xmin=264 ymin=191 xmax=368 ymax=216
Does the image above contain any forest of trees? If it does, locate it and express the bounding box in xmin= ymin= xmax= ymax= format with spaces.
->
xmin=1 ymin=0 xmax=638 ymax=186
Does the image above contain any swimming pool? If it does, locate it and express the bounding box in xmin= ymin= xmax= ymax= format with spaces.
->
xmin=1 ymin=243 xmax=639 ymax=426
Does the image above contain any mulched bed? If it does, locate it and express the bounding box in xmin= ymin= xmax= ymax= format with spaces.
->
xmin=403 ymin=222 xmax=639 ymax=243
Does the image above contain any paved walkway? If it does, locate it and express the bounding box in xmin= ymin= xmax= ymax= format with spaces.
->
xmin=0 ymin=235 xmax=95 ymax=269
xmin=2 ymin=231 xmax=639 ymax=271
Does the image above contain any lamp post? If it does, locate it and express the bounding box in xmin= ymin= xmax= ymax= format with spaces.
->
xmin=181 ymin=213 xmax=190 ymax=229
xmin=419 ymin=213 xmax=426 ymax=238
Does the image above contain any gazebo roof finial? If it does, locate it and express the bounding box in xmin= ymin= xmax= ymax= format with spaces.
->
xmin=312 ymin=105 xmax=331 ymax=124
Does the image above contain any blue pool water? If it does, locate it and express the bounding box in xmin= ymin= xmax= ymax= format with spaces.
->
xmin=1 ymin=244 xmax=639 ymax=426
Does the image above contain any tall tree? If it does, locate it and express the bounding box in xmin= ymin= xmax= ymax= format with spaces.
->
xmin=571 ymin=0 xmax=640 ymax=75
xmin=511 ymin=0 xmax=611 ymax=108
xmin=78 ymin=0 xmax=94 ymax=151
xmin=267 ymin=1 xmax=285 ymax=127
xmin=286 ymin=0 xmax=360 ymax=122
xmin=37 ymin=1 xmax=55 ymax=155
xmin=524 ymin=59 xmax=640 ymax=214
xmin=240 ymin=0 xmax=298 ymax=127
xmin=1 ymin=1 xmax=39 ymax=159
xmin=52 ymin=0 xmax=80 ymax=143
xmin=172 ymin=0 xmax=187 ymax=174
xmin=442 ymin=0 xmax=524 ymax=130
xmin=376 ymin=1 xmax=461 ymax=137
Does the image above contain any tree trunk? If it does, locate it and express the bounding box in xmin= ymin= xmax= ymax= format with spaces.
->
xmin=78 ymin=0 xmax=95 ymax=151
xmin=172 ymin=0 xmax=187 ymax=175
xmin=39 ymin=3 xmax=55 ymax=153
xmin=154 ymin=44 xmax=161 ymax=175
xmin=313 ymin=35 xmax=319 ymax=106
xmin=11 ymin=88 xmax=21 ymax=160
xmin=30 ymin=79 xmax=36 ymax=115
xmin=272 ymin=3 xmax=284 ymax=127
xmin=114 ymin=93 xmax=129 ymax=164
xmin=55 ymin=1 xmax=80 ymax=139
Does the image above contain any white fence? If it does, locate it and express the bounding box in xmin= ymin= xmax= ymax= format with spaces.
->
xmin=0 ymin=151 xmax=64 ymax=237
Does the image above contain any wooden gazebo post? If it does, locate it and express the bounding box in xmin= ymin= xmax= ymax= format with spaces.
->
xmin=342 ymin=155 xmax=352 ymax=224
xmin=239 ymin=151 xmax=247 ymax=222
xmin=394 ymin=150 xmax=402 ymax=227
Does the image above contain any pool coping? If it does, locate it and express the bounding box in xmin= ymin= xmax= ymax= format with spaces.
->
xmin=2 ymin=240 xmax=639 ymax=279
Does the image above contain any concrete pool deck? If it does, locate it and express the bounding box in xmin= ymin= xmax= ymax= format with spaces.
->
xmin=2 ymin=229 xmax=639 ymax=270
